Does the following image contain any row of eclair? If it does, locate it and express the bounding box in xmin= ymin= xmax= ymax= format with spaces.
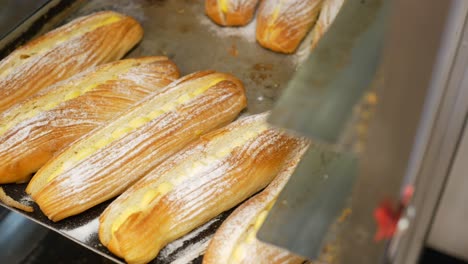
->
xmin=0 ymin=11 xmax=310 ymax=264
xmin=205 ymin=0 xmax=345 ymax=53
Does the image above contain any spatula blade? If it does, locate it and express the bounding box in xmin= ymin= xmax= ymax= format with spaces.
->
xmin=257 ymin=147 xmax=357 ymax=260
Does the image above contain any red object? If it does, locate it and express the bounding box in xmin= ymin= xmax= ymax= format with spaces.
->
xmin=373 ymin=185 xmax=414 ymax=241
xmin=402 ymin=185 xmax=414 ymax=205
xmin=374 ymin=200 xmax=400 ymax=241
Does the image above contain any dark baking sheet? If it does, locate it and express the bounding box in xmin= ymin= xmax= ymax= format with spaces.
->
xmin=0 ymin=0 xmax=317 ymax=263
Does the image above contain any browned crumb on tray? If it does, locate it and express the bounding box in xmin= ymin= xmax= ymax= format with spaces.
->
xmin=228 ymin=43 xmax=238 ymax=57
xmin=0 ymin=187 xmax=34 ymax=212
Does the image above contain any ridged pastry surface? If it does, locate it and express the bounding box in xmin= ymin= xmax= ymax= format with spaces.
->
xmin=0 ymin=57 xmax=178 ymax=184
xmin=203 ymin=141 xmax=309 ymax=264
xmin=0 ymin=11 xmax=143 ymax=113
xmin=205 ymin=0 xmax=260 ymax=26
xmin=98 ymin=113 xmax=306 ymax=264
xmin=256 ymin=0 xmax=323 ymax=53
xmin=28 ymin=71 xmax=247 ymax=222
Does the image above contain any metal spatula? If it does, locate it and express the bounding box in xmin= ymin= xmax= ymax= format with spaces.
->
xmin=258 ymin=147 xmax=357 ymax=260
xmin=258 ymin=0 xmax=388 ymax=260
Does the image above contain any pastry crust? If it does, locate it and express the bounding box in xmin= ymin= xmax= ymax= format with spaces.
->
xmin=98 ymin=113 xmax=307 ymax=264
xmin=0 ymin=57 xmax=178 ymax=184
xmin=0 ymin=11 xmax=143 ymax=113
xmin=256 ymin=0 xmax=322 ymax=53
xmin=311 ymin=0 xmax=345 ymax=49
xmin=27 ymin=71 xmax=247 ymax=222
xmin=205 ymin=0 xmax=260 ymax=26
xmin=203 ymin=142 xmax=309 ymax=264
xmin=0 ymin=187 xmax=34 ymax=212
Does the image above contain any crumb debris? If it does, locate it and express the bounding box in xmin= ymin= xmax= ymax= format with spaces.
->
xmin=228 ymin=44 xmax=238 ymax=57
xmin=338 ymin=208 xmax=352 ymax=223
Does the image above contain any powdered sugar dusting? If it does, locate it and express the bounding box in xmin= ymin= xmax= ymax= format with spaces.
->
xmin=204 ymin=139 xmax=309 ymax=263
xmin=171 ymin=237 xmax=211 ymax=264
xmin=63 ymin=218 xmax=99 ymax=243
xmin=258 ymin=0 xmax=321 ymax=27
xmin=0 ymin=12 xmax=141 ymax=111
xmin=159 ymin=216 xmax=220 ymax=261
xmin=212 ymin=0 xmax=259 ymax=13
xmin=19 ymin=194 xmax=34 ymax=205
xmin=200 ymin=0 xmax=316 ymax=64
xmin=199 ymin=12 xmax=257 ymax=42
xmin=97 ymin=113 xmax=301 ymax=262
xmin=205 ymin=191 xmax=266 ymax=262
xmin=0 ymin=58 xmax=177 ymax=185
xmin=34 ymin=73 xmax=246 ymax=223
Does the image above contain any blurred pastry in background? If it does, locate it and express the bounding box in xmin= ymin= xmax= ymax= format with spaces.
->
xmin=256 ymin=0 xmax=323 ymax=53
xmin=205 ymin=0 xmax=260 ymax=26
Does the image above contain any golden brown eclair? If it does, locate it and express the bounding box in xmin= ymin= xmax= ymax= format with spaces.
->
xmin=205 ymin=0 xmax=260 ymax=26
xmin=27 ymin=71 xmax=247 ymax=222
xmin=98 ymin=112 xmax=307 ymax=264
xmin=0 ymin=57 xmax=179 ymax=184
xmin=311 ymin=0 xmax=345 ymax=50
xmin=0 ymin=11 xmax=143 ymax=113
xmin=203 ymin=142 xmax=309 ymax=264
xmin=256 ymin=0 xmax=322 ymax=53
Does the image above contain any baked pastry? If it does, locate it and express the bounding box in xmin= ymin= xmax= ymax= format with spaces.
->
xmin=0 ymin=57 xmax=178 ymax=184
xmin=205 ymin=0 xmax=260 ymax=26
xmin=27 ymin=71 xmax=247 ymax=221
xmin=0 ymin=187 xmax=34 ymax=212
xmin=0 ymin=11 xmax=143 ymax=113
xmin=203 ymin=142 xmax=309 ymax=264
xmin=256 ymin=0 xmax=322 ymax=53
xmin=98 ymin=112 xmax=307 ymax=264
xmin=311 ymin=0 xmax=345 ymax=49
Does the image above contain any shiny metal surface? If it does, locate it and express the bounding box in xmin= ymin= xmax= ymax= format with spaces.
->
xmin=257 ymin=147 xmax=357 ymax=260
xmin=0 ymin=0 xmax=81 ymax=59
xmin=428 ymin=120 xmax=468 ymax=261
xmin=268 ymin=0 xmax=386 ymax=144
xmin=0 ymin=211 xmax=48 ymax=264
xmin=71 ymin=0 xmax=314 ymax=114
xmin=259 ymin=0 xmax=387 ymax=259
xmin=0 ymin=0 xmax=49 ymax=39
xmin=0 ymin=0 xmax=318 ymax=263
xmin=0 ymin=207 xmax=114 ymax=264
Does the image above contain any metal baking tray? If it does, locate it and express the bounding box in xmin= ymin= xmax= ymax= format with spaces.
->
xmin=0 ymin=0 xmax=320 ymax=263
